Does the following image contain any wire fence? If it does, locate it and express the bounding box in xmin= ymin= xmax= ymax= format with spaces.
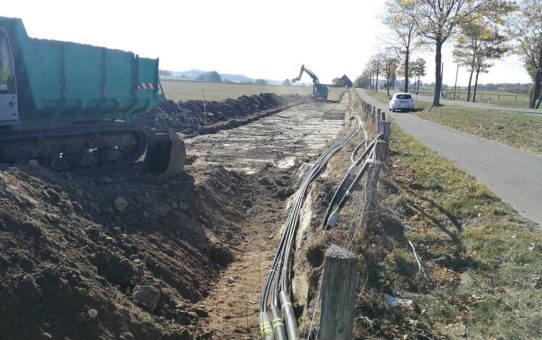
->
xmin=258 ymin=90 xmax=390 ymax=339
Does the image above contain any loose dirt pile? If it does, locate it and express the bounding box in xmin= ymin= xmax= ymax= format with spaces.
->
xmin=0 ymin=162 xmax=297 ymax=339
xmin=0 ymin=165 xmax=220 ymax=339
xmin=133 ymin=93 xmax=305 ymax=136
xmin=0 ymin=93 xmax=309 ymax=339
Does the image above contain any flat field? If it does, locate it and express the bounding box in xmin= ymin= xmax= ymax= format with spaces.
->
xmin=417 ymin=88 xmax=532 ymax=109
xmin=161 ymin=80 xmax=345 ymax=102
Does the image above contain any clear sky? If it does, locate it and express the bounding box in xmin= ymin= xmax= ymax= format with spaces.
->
xmin=3 ymin=0 xmax=532 ymax=86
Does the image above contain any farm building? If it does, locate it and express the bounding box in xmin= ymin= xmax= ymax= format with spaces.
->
xmin=336 ymin=75 xmax=353 ymax=87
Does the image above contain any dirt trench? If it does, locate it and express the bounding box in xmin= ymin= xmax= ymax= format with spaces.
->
xmin=185 ymin=99 xmax=348 ymax=337
xmin=0 ymin=93 xmax=348 ymax=339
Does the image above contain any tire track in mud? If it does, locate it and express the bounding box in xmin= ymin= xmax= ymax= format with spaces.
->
xmin=186 ymin=100 xmax=348 ymax=337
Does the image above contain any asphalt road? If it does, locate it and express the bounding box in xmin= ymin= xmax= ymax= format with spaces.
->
xmin=358 ymin=89 xmax=542 ymax=227
xmin=414 ymin=94 xmax=541 ymax=115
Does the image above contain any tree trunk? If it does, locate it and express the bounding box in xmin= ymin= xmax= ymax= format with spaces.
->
xmin=473 ymin=67 xmax=481 ymax=103
xmin=532 ymin=74 xmax=541 ymax=108
xmin=433 ymin=40 xmax=443 ymax=106
xmin=467 ymin=68 xmax=474 ymax=102
xmin=386 ymin=74 xmax=390 ymax=97
xmin=404 ymin=49 xmax=410 ymax=93
xmin=375 ymin=71 xmax=380 ymax=92
xmin=416 ymin=76 xmax=420 ymax=95
xmin=529 ymin=51 xmax=542 ymax=109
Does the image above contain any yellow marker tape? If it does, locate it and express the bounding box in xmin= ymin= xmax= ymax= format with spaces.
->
xmin=272 ymin=317 xmax=285 ymax=328
xmin=260 ymin=322 xmax=273 ymax=335
xmin=281 ymin=301 xmax=292 ymax=309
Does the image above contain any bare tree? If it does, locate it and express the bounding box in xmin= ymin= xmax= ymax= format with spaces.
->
xmin=410 ymin=58 xmax=426 ymax=94
xmin=382 ymin=55 xmax=399 ymax=96
xmin=453 ymin=24 xmax=481 ymax=101
xmin=384 ymin=0 xmax=419 ymax=93
xmin=369 ymin=54 xmax=385 ymax=92
xmin=354 ymin=71 xmax=371 ymax=88
xmin=361 ymin=68 xmax=373 ymax=88
xmin=454 ymin=22 xmax=508 ymax=102
xmin=362 ymin=61 xmax=375 ymax=90
xmin=508 ymin=0 xmax=542 ymax=109
xmin=472 ymin=34 xmax=507 ymax=102
xmin=401 ymin=0 xmax=514 ymax=106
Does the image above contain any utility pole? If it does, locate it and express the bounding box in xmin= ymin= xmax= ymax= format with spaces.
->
xmin=453 ymin=64 xmax=459 ymax=100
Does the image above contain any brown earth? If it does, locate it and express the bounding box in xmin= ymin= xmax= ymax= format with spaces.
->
xmin=185 ymin=98 xmax=347 ymax=337
xmin=6 ymin=88 xmax=532 ymax=340
xmin=133 ymin=93 xmax=305 ymax=136
xmin=194 ymin=165 xmax=296 ymax=338
xmin=0 ymin=93 xmax=342 ymax=339
xmin=0 ymin=164 xmax=242 ymax=339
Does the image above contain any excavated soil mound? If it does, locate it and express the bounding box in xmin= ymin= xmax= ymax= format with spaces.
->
xmin=0 ymin=164 xmax=267 ymax=339
xmin=0 ymin=160 xmax=295 ymax=339
xmin=0 ymin=93 xmax=308 ymax=339
xmin=133 ymin=93 xmax=304 ymax=135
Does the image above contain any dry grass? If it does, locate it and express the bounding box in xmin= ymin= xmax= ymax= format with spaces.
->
xmin=161 ymin=80 xmax=345 ymax=102
xmin=417 ymin=107 xmax=542 ymax=155
xmin=365 ymin=89 xmax=542 ymax=155
xmin=366 ymin=126 xmax=542 ymax=339
xmin=417 ymin=89 xmax=532 ymax=109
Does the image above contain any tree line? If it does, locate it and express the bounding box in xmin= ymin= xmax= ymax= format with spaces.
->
xmin=357 ymin=0 xmax=542 ymax=109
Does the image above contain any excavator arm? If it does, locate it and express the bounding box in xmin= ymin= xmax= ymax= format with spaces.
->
xmin=291 ymin=64 xmax=328 ymax=101
xmin=291 ymin=64 xmax=320 ymax=85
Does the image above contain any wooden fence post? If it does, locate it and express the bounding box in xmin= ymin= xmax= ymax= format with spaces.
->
xmin=320 ymin=245 xmax=358 ymax=340
xmin=362 ymin=140 xmax=387 ymax=223
xmin=379 ymin=121 xmax=391 ymax=144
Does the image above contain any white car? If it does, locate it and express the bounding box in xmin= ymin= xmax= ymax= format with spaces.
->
xmin=389 ymin=92 xmax=415 ymax=112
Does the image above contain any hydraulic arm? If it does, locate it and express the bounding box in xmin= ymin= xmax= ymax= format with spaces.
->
xmin=291 ymin=64 xmax=328 ymax=100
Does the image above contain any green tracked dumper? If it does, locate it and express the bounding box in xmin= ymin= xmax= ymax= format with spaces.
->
xmin=0 ymin=17 xmax=184 ymax=175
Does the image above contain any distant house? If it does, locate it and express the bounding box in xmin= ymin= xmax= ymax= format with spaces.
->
xmin=338 ymin=75 xmax=353 ymax=88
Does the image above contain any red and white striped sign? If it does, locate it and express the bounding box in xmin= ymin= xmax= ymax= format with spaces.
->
xmin=138 ymin=82 xmax=155 ymax=90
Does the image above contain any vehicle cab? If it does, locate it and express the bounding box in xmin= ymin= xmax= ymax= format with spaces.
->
xmin=0 ymin=27 xmax=18 ymax=123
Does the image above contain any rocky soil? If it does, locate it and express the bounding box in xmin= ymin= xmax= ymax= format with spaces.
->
xmin=0 ymin=93 xmax=323 ymax=339
xmin=133 ymin=93 xmax=305 ymax=136
xmin=0 ymin=163 xmax=244 ymax=339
